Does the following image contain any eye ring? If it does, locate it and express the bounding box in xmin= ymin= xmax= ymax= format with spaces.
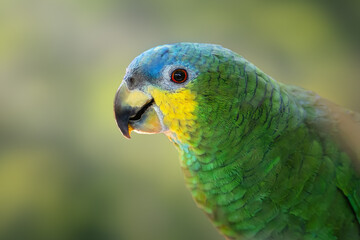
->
xmin=171 ymin=69 xmax=188 ymax=83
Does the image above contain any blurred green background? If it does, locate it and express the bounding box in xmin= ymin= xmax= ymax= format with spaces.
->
xmin=0 ymin=0 xmax=359 ymax=239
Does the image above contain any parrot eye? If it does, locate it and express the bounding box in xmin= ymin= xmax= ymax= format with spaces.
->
xmin=171 ymin=69 xmax=188 ymax=83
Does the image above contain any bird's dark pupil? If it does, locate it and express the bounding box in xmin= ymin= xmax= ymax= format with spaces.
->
xmin=174 ymin=71 xmax=185 ymax=81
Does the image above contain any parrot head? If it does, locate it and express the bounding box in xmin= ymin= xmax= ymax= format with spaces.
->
xmin=114 ymin=43 xmax=242 ymax=143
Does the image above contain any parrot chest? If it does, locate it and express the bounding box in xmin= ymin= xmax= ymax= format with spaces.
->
xmin=175 ymin=127 xmax=360 ymax=240
xmin=178 ymin=142 xmax=268 ymax=238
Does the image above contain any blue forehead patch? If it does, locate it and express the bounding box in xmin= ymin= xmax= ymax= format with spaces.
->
xmin=126 ymin=43 xmax=223 ymax=81
xmin=144 ymin=47 xmax=170 ymax=78
xmin=130 ymin=46 xmax=171 ymax=79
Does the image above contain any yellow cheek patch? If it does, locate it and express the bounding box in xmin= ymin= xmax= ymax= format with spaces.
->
xmin=148 ymin=87 xmax=197 ymax=142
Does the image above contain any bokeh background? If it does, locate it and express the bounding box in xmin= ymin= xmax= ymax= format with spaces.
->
xmin=0 ymin=0 xmax=359 ymax=239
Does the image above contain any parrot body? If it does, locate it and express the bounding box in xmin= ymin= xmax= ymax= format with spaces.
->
xmin=114 ymin=43 xmax=360 ymax=239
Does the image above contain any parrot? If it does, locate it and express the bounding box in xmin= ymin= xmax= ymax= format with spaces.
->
xmin=114 ymin=43 xmax=360 ymax=240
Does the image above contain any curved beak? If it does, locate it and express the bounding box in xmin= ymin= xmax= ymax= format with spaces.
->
xmin=114 ymin=83 xmax=163 ymax=138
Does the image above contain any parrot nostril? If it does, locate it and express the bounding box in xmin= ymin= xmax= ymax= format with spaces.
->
xmin=129 ymin=77 xmax=134 ymax=85
xmin=127 ymin=77 xmax=135 ymax=89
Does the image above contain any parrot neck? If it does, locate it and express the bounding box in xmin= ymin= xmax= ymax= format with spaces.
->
xmin=170 ymin=68 xmax=307 ymax=175
xmin=167 ymin=66 xmax=307 ymax=227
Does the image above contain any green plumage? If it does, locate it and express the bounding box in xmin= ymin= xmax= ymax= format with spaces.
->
xmin=116 ymin=43 xmax=360 ymax=239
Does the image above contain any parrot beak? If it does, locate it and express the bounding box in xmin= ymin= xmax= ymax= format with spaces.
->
xmin=114 ymin=82 xmax=164 ymax=138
